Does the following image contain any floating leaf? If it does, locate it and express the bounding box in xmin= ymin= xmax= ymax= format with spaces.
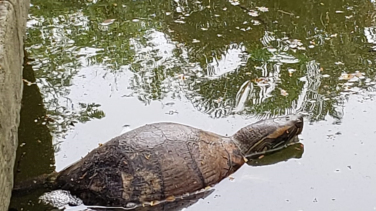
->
xmin=280 ymin=88 xmax=289 ymax=96
xmin=339 ymin=73 xmax=354 ymax=80
xmin=256 ymin=6 xmax=269 ymax=12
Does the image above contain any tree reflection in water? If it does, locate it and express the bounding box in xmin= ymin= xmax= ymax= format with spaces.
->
xmin=26 ymin=0 xmax=376 ymax=136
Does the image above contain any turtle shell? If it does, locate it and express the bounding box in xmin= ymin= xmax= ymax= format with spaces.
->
xmin=54 ymin=114 xmax=303 ymax=207
xmin=55 ymin=123 xmax=244 ymax=206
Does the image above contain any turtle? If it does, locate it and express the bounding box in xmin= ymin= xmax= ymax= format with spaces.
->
xmin=14 ymin=114 xmax=304 ymax=208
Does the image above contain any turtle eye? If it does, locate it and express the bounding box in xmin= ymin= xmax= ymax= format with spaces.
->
xmin=295 ymin=119 xmax=303 ymax=129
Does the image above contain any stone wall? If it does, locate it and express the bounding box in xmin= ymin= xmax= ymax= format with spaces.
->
xmin=0 ymin=0 xmax=29 ymax=210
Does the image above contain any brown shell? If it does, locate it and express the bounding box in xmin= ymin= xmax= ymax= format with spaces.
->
xmin=54 ymin=114 xmax=303 ymax=207
xmin=55 ymin=123 xmax=244 ymax=206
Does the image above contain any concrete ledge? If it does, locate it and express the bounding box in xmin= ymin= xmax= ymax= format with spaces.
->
xmin=0 ymin=0 xmax=29 ymax=210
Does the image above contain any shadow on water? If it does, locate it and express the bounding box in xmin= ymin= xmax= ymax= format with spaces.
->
xmin=247 ymin=142 xmax=304 ymax=167
xmin=9 ymin=51 xmax=56 ymax=211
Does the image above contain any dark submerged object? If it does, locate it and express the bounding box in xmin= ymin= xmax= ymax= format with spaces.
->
xmin=14 ymin=114 xmax=304 ymax=208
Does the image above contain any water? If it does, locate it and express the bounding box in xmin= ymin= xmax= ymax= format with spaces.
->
xmin=9 ymin=0 xmax=376 ymax=210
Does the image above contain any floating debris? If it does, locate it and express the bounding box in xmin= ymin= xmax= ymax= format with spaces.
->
xmin=165 ymin=110 xmax=178 ymax=115
xmin=101 ymin=19 xmax=115 ymax=26
xmin=287 ymin=39 xmax=303 ymax=49
xmin=229 ymin=0 xmax=240 ymax=6
xmin=335 ymin=61 xmax=345 ymax=65
xmin=339 ymin=71 xmax=365 ymax=81
xmin=248 ymin=10 xmax=259 ymax=17
xmin=256 ymin=7 xmax=269 ymax=12
xmin=289 ymin=44 xmax=297 ymax=48
xmin=280 ymin=88 xmax=289 ymax=96
xmin=278 ymin=10 xmax=294 ymax=16
xmin=297 ymin=46 xmax=306 ymax=50
xmin=254 ymin=77 xmax=270 ymax=86
xmin=288 ymin=68 xmax=296 ymax=77
xmin=164 ymin=102 xmax=175 ymax=106
xmin=174 ymin=20 xmax=186 ymax=24
xmin=252 ymin=20 xmax=261 ymax=25
xmin=23 ymin=79 xmax=36 ymax=86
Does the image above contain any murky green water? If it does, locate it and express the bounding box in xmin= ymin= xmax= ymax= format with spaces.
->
xmin=9 ymin=0 xmax=376 ymax=210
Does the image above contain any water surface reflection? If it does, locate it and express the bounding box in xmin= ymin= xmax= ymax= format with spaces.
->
xmin=11 ymin=0 xmax=376 ymax=210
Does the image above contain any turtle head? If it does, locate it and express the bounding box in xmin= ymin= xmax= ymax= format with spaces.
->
xmin=232 ymin=114 xmax=304 ymax=156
